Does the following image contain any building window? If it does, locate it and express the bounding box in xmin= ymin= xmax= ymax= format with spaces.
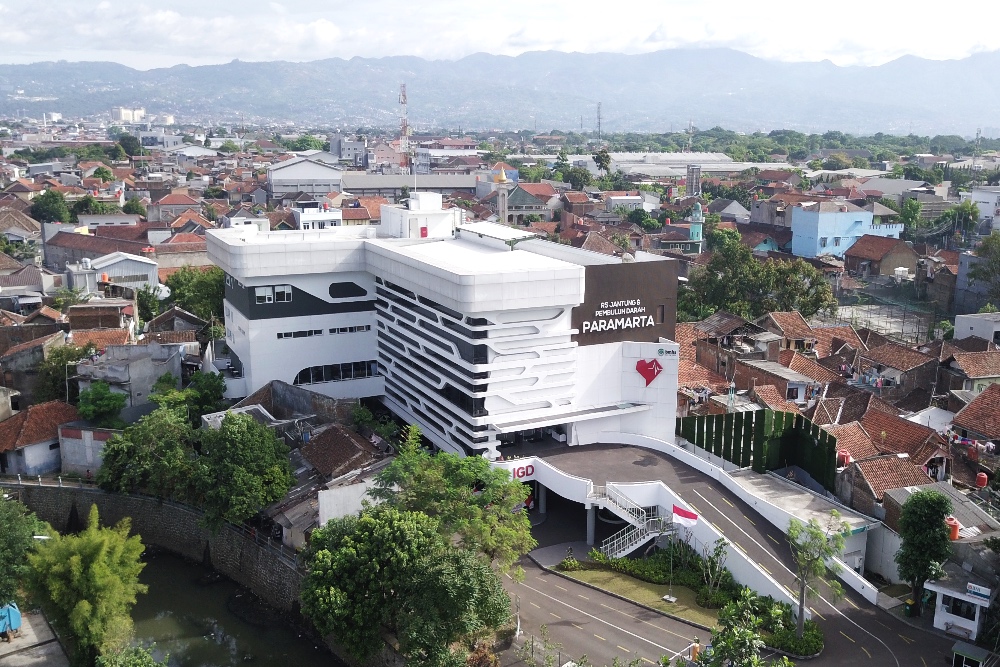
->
xmin=275 ymin=285 xmax=292 ymax=302
xmin=49 ymin=442 xmax=60 ymax=450
xmin=656 ymin=305 xmax=665 ymax=324
xmin=293 ymin=360 xmax=378 ymax=385
xmin=255 ymin=286 xmax=273 ymax=304
xmin=277 ymin=329 xmax=324 ymax=339
xmin=819 ymin=237 xmax=828 ymax=248
xmin=833 ymin=237 xmax=841 ymax=246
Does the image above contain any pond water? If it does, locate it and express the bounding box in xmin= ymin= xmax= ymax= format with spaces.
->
xmin=131 ymin=550 xmax=336 ymax=667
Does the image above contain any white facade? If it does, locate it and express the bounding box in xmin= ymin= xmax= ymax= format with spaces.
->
xmin=962 ymin=187 xmax=1000 ymax=229
xmin=207 ymin=205 xmax=679 ymax=458
xmin=954 ymin=312 xmax=1000 ymax=343
xmin=266 ymin=158 xmax=344 ymax=198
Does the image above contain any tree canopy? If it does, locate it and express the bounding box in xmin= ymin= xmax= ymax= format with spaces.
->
xmin=301 ymin=506 xmax=510 ymax=666
xmin=70 ymin=195 xmax=121 ymax=223
xmin=681 ymin=232 xmax=837 ymax=321
xmin=895 ymin=489 xmax=953 ymax=613
xmin=0 ymin=498 xmax=46 ymax=605
xmin=30 ymin=189 xmax=71 ymax=223
xmin=122 ymin=198 xmax=146 ymax=216
xmin=92 ymin=166 xmax=114 ymax=182
xmin=33 ymin=343 xmax=96 ymax=404
xmin=369 ymin=425 xmax=536 ymax=571
xmin=787 ymin=512 xmax=847 ymax=638
xmin=78 ymin=381 xmax=127 ymax=429
xmin=28 ymin=505 xmax=147 ymax=664
xmin=164 ymin=265 xmax=225 ymax=321
xmin=118 ymin=135 xmax=142 ymax=157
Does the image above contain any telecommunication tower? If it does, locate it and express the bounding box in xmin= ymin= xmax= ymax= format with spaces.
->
xmin=399 ymin=84 xmax=409 ymax=168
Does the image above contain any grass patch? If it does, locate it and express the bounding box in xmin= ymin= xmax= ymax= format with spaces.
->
xmin=879 ymin=583 xmax=911 ymax=599
xmin=564 ymin=569 xmax=719 ymax=629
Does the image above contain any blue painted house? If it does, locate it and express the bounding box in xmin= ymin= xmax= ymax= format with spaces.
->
xmin=790 ymin=200 xmax=902 ymax=259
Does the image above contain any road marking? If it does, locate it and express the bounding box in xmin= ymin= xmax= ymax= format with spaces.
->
xmin=572 ymin=623 xmax=583 ymax=630
xmin=712 ymin=522 xmax=723 ymax=532
xmin=688 ymin=503 xmax=699 ymax=513
xmin=641 ymin=658 xmax=655 ymax=664
xmin=601 ymin=603 xmax=612 ymax=609
xmin=617 ymin=646 xmax=630 ymax=653
xmin=840 ymin=631 xmax=855 ymax=643
xmin=578 ymin=594 xmax=589 ymax=600
xmin=767 ymin=535 xmax=780 ymax=545
xmin=810 ymin=607 xmax=825 ymax=621
xmin=846 ymin=597 xmax=860 ymax=609
xmin=743 ymin=514 xmax=755 ymax=526
xmin=921 ymin=658 xmax=927 ymax=667
xmin=594 ymin=634 xmax=606 ymax=641
xmin=555 ymin=584 xmax=568 ymax=592
xmin=760 ymin=564 xmax=771 ymax=575
xmin=862 ymin=647 xmax=872 ymax=658
xmin=530 ymin=601 xmax=540 ymax=608
xmin=550 ymin=613 xmax=561 ymax=619
xmin=897 ymin=634 xmax=913 ymax=644
xmin=722 ymin=497 xmax=734 ymax=507
xmin=514 ymin=579 xmax=684 ymax=652
xmin=687 ymin=490 xmax=901 ymax=667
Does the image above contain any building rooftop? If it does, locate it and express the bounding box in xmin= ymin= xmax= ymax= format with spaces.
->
xmin=740 ymin=359 xmax=816 ymax=384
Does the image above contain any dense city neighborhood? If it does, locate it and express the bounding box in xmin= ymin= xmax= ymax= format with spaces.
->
xmin=4 ymin=52 xmax=1000 ymax=667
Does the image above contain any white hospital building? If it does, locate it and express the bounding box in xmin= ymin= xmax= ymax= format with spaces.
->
xmin=206 ymin=192 xmax=680 ymax=458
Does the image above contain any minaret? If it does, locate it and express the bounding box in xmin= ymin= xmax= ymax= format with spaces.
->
xmin=687 ymin=201 xmax=704 ymax=242
xmin=496 ymin=167 xmax=512 ymax=225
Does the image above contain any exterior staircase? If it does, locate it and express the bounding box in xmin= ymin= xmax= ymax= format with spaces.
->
xmin=589 ymin=485 xmax=672 ymax=558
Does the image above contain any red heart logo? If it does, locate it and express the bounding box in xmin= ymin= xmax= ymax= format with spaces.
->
xmin=636 ymin=359 xmax=662 ymax=386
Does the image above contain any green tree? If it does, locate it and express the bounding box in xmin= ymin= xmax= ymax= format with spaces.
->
xmin=627 ymin=207 xmax=659 ymax=230
xmin=118 ymin=135 xmax=141 ymax=157
xmin=152 ymin=370 xmax=227 ymax=425
xmin=70 ymin=195 xmax=121 ymax=223
xmin=700 ymin=588 xmax=783 ymax=667
xmin=105 ymin=144 xmax=128 ymax=162
xmin=968 ymin=232 xmax=1000 ymax=304
xmin=96 ymin=645 xmax=169 ymax=667
xmin=92 ymin=166 xmax=114 ymax=182
xmin=787 ymin=511 xmax=847 ymax=638
xmin=202 ymin=186 xmax=226 ymax=200
xmin=218 ymin=140 xmax=240 ymax=153
xmin=764 ymin=259 xmax=838 ymax=318
xmin=122 ymin=198 xmax=146 ymax=216
xmin=821 ymin=153 xmax=851 ymax=170
xmin=593 ymin=148 xmax=611 ymax=175
xmin=0 ymin=498 xmax=46 ymax=605
xmin=981 ymin=303 xmax=999 ymax=314
xmin=554 ymin=150 xmax=570 ymax=173
xmin=369 ymin=425 xmax=536 ymax=571
xmin=164 ymin=266 xmax=225 ymax=321
xmin=77 ymin=381 xmax=127 ymax=429
xmin=30 ymin=189 xmax=71 ymax=223
xmin=301 ymin=507 xmax=445 ymax=660
xmin=898 ymin=198 xmax=923 ymax=232
xmin=196 ymin=412 xmax=294 ymax=530
xmin=136 ymin=284 xmax=160 ymax=323
xmin=33 ymin=343 xmax=95 ymax=403
xmin=96 ymin=407 xmax=200 ymax=501
xmin=28 ymin=505 xmax=147 ymax=665
xmin=896 ymin=489 xmax=953 ymax=614
xmin=53 ymin=286 xmax=92 ymax=312
xmin=562 ymin=166 xmax=593 ymax=190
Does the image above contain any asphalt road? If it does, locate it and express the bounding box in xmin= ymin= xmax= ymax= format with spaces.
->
xmin=503 ymin=560 xmax=699 ymax=666
xmin=526 ymin=444 xmax=956 ymax=667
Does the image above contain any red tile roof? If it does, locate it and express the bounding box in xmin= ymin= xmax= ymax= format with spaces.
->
xmin=779 ymin=350 xmax=845 ymax=385
xmin=950 ymin=351 xmax=1000 ymax=379
xmin=752 ymin=385 xmax=801 ymax=412
xmin=69 ymin=328 xmax=129 ymax=350
xmin=518 ymin=183 xmax=558 ymax=199
xmin=678 ymin=360 xmax=729 ymax=392
xmin=844 ymin=235 xmax=912 ymax=262
xmin=0 ymin=309 xmax=26 ymax=326
xmin=138 ymin=330 xmax=197 ymax=344
xmin=155 ymin=194 xmax=200 ymax=206
xmin=762 ymin=311 xmax=814 ymax=341
xmin=824 ymin=422 xmax=879 ymax=461
xmin=0 ymin=401 xmax=79 ymax=451
xmin=300 ymin=423 xmax=380 ymax=478
xmin=952 ymin=383 xmax=1000 ymax=440
xmin=162 ymin=232 xmax=205 ymax=244
xmin=811 ymin=325 xmax=865 ymax=358
xmin=860 ymin=410 xmax=944 ymax=464
xmin=674 ymin=323 xmax=700 ymax=362
xmin=0 ymin=331 xmax=63 ymax=359
xmin=854 ymin=455 xmax=933 ymax=501
xmin=562 ymin=192 xmax=590 ymax=203
xmin=24 ymin=306 xmax=64 ymax=324
xmin=862 ymin=342 xmax=935 ymax=372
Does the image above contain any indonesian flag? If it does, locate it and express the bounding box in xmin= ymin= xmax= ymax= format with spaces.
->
xmin=672 ymin=505 xmax=698 ymax=528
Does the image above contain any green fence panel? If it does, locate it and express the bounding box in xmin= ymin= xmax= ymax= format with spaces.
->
xmin=741 ymin=411 xmax=755 ymax=468
xmin=704 ymin=415 xmax=714 ymax=455
xmin=681 ymin=416 xmax=697 ymax=445
xmin=722 ymin=413 xmax=735 ymax=463
xmin=712 ymin=414 xmax=724 ymax=457
xmin=753 ymin=410 xmax=768 ymax=472
xmin=732 ymin=412 xmax=745 ymax=467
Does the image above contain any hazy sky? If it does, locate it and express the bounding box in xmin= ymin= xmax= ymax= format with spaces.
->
xmin=1 ymin=0 xmax=997 ymax=70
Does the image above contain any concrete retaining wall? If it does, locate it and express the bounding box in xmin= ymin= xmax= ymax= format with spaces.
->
xmin=9 ymin=485 xmax=302 ymax=612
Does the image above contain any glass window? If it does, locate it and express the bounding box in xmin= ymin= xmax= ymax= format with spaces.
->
xmin=310 ymin=366 xmax=324 ymax=384
xmin=819 ymin=237 xmax=828 ymax=248
xmin=255 ymin=286 xmax=273 ymax=304
xmin=834 ymin=237 xmax=841 ymax=246
xmin=275 ymin=285 xmax=292 ymax=302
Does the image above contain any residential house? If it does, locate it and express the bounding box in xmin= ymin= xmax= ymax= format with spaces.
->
xmin=483 ymin=183 xmax=560 ymax=224
xmin=75 ymin=341 xmax=192 ymax=407
xmin=58 ymin=421 xmax=119 ymax=476
xmin=147 ymin=305 xmax=207 ymax=333
xmin=561 ymin=191 xmax=597 ymax=217
xmin=860 ymin=410 xmax=950 ymax=481
xmin=707 ymin=198 xmax=750 ymax=224
xmin=691 ymin=311 xmax=781 ymax=378
xmin=843 ymin=235 xmax=919 ymax=278
xmin=66 ymin=252 xmax=159 ymax=295
xmin=838 ymin=454 xmax=932 ymax=517
xmin=0 ymin=207 xmax=42 ymax=245
xmin=733 ymin=358 xmax=824 ymax=405
xmin=790 ymin=200 xmax=903 ymax=259
xmin=0 ymin=400 xmax=79 ymax=475
xmin=954 ymin=312 xmax=1000 ymax=344
xmin=756 ymin=311 xmax=817 ymax=354
xmin=855 ymin=343 xmax=938 ymax=400
xmin=147 ymin=193 xmax=201 ymax=223
xmin=942 ymin=352 xmax=1000 ymax=393
xmin=0 ymin=331 xmax=66 ymax=407
xmin=951 ymin=383 xmax=1000 ymax=444
xmin=266 ymin=158 xmax=343 ymax=199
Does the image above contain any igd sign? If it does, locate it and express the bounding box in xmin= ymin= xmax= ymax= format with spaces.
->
xmin=512 ymin=464 xmax=535 ymax=479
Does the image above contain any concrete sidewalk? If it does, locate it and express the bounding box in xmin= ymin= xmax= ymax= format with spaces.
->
xmin=529 ymin=541 xmax=593 ymax=568
xmin=0 ymin=609 xmax=70 ymax=667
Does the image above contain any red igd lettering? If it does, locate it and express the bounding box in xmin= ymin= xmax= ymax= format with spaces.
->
xmin=514 ymin=467 xmax=525 ymax=478
xmin=525 ymin=464 xmax=534 ymax=477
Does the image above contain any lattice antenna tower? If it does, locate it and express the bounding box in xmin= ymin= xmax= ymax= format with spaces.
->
xmin=399 ymin=83 xmax=409 ymax=159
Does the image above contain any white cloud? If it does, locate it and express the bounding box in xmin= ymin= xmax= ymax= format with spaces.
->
xmin=0 ymin=0 xmax=997 ymax=69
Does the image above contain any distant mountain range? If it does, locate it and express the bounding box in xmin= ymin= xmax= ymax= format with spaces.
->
xmin=1 ymin=49 xmax=998 ymax=135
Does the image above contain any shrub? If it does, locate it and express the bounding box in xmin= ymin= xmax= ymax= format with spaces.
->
xmin=696 ymin=586 xmax=731 ymax=609
xmin=558 ymin=555 xmax=583 ymax=571
xmin=767 ymin=619 xmax=824 ymax=656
